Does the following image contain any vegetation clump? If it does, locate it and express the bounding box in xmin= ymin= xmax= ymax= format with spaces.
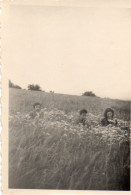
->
xmin=9 ymin=80 xmax=22 ymax=89
xmin=28 ymin=84 xmax=42 ymax=91
xmin=9 ymin=109 xmax=130 ymax=190
xmin=82 ymin=91 xmax=96 ymax=97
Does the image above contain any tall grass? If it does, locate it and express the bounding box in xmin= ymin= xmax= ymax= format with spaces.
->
xmin=9 ymin=108 xmax=130 ymax=190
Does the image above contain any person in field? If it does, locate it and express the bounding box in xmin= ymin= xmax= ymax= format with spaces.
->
xmin=101 ymin=108 xmax=117 ymax=127
xmin=28 ymin=102 xmax=44 ymax=119
xmin=77 ymin=109 xmax=88 ymax=126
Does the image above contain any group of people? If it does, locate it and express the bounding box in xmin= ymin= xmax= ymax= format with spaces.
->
xmin=78 ymin=107 xmax=117 ymax=127
xmin=28 ymin=102 xmax=119 ymax=128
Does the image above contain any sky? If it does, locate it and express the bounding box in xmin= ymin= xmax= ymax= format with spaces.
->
xmin=7 ymin=5 xmax=131 ymax=100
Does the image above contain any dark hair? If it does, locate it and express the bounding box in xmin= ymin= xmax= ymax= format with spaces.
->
xmin=80 ymin=109 xmax=87 ymax=115
xmin=33 ymin=102 xmax=41 ymax=108
xmin=104 ymin=108 xmax=114 ymax=119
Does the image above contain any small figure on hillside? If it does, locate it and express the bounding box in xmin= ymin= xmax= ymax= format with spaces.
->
xmin=28 ymin=102 xmax=44 ymax=119
xmin=77 ymin=109 xmax=88 ymax=126
xmin=101 ymin=108 xmax=117 ymax=127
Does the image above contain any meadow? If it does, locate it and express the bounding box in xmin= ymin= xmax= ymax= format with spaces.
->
xmin=9 ymin=88 xmax=130 ymax=190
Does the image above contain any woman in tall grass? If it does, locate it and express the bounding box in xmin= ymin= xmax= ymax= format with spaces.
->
xmin=101 ymin=108 xmax=117 ymax=127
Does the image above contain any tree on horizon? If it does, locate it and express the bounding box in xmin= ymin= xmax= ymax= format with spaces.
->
xmin=28 ymin=84 xmax=42 ymax=91
xmin=82 ymin=91 xmax=96 ymax=97
xmin=9 ymin=80 xmax=22 ymax=89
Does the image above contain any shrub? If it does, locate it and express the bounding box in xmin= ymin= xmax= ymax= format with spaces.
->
xmin=9 ymin=80 xmax=22 ymax=89
xmin=82 ymin=91 xmax=96 ymax=97
xmin=28 ymin=84 xmax=42 ymax=91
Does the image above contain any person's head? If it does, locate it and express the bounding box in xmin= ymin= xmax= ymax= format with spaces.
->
xmin=79 ymin=109 xmax=88 ymax=121
xmin=33 ymin=102 xmax=42 ymax=112
xmin=104 ymin=108 xmax=114 ymax=120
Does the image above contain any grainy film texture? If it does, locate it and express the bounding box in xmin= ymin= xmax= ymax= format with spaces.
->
xmin=8 ymin=4 xmax=130 ymax=190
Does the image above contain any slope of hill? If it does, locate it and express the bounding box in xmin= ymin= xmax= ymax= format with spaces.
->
xmin=9 ymin=88 xmax=130 ymax=190
xmin=9 ymin=88 xmax=130 ymax=121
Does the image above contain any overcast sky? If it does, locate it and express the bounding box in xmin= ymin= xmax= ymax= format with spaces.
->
xmin=7 ymin=5 xmax=131 ymax=100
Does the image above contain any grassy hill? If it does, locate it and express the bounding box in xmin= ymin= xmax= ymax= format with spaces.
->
xmin=9 ymin=88 xmax=130 ymax=121
xmin=9 ymin=88 xmax=130 ymax=190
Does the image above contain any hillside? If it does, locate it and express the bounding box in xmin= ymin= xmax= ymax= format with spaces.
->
xmin=9 ymin=88 xmax=130 ymax=121
xmin=9 ymin=88 xmax=130 ymax=190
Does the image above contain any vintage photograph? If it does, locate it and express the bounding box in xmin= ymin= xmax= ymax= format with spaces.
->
xmin=2 ymin=0 xmax=131 ymax=192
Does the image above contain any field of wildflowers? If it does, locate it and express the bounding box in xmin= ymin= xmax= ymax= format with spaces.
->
xmin=9 ymin=89 xmax=130 ymax=190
